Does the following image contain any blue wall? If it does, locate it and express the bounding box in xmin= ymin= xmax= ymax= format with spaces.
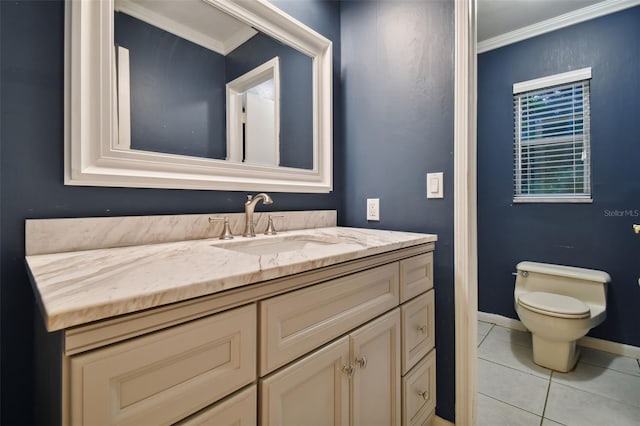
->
xmin=340 ymin=1 xmax=455 ymax=421
xmin=115 ymin=12 xmax=228 ymax=159
xmin=1 ymin=0 xmax=457 ymax=422
xmin=115 ymin=13 xmax=314 ymax=168
xmin=478 ymin=7 xmax=640 ymax=347
xmin=0 ymin=1 xmax=341 ymax=423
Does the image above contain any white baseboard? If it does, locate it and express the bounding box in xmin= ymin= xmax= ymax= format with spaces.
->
xmin=478 ymin=311 xmax=640 ymax=359
xmin=579 ymin=335 xmax=640 ymax=359
xmin=433 ymin=415 xmax=455 ymax=426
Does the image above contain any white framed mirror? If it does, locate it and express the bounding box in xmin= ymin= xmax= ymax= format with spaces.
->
xmin=65 ymin=0 xmax=332 ymax=192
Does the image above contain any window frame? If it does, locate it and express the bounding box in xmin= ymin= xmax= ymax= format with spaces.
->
xmin=512 ymin=68 xmax=593 ymax=204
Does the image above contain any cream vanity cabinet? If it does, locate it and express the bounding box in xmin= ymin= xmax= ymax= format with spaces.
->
xmin=35 ymin=243 xmax=435 ymax=425
xmin=261 ymin=309 xmax=401 ymax=425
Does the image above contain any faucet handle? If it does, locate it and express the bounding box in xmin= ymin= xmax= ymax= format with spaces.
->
xmin=265 ymin=215 xmax=284 ymax=235
xmin=209 ymin=216 xmax=234 ymax=240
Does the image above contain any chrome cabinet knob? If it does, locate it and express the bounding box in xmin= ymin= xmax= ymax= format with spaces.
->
xmin=342 ymin=364 xmax=355 ymax=378
xmin=417 ymin=390 xmax=429 ymax=400
xmin=355 ymin=356 xmax=367 ymax=369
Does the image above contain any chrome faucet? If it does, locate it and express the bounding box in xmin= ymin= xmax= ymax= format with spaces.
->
xmin=243 ymin=193 xmax=273 ymax=237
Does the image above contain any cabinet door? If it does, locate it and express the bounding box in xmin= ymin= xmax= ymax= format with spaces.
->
xmin=176 ymin=385 xmax=256 ymax=426
xmin=350 ymin=309 xmax=401 ymax=426
xmin=261 ymin=336 xmax=350 ymax=426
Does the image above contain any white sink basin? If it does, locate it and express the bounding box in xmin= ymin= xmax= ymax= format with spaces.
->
xmin=215 ymin=235 xmax=347 ymax=256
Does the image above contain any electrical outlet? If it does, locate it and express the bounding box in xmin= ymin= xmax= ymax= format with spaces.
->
xmin=367 ymin=198 xmax=380 ymax=221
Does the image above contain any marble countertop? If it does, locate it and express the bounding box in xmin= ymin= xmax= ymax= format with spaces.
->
xmin=26 ymin=226 xmax=437 ymax=331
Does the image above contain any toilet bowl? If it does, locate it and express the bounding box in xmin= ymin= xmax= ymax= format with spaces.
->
xmin=514 ymin=261 xmax=609 ymax=372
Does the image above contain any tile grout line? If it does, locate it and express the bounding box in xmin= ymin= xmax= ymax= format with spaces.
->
xmin=478 ymin=391 xmax=543 ymax=420
xmin=479 ymin=355 xmax=552 ymax=380
xmin=481 ymin=325 xmax=536 ymax=350
xmin=548 ymin=378 xmax=640 ymax=411
xmin=577 ymin=354 xmax=640 ymax=378
xmin=477 ymin=323 xmax=495 ymax=347
xmin=540 ymin=371 xmax=553 ymax=426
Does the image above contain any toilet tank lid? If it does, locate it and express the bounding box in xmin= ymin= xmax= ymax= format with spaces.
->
xmin=517 ymin=261 xmax=611 ymax=283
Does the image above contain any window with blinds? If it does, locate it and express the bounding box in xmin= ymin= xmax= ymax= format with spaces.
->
xmin=513 ymin=68 xmax=592 ymax=203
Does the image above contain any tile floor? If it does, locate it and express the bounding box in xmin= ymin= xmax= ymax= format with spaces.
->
xmin=477 ymin=320 xmax=640 ymax=426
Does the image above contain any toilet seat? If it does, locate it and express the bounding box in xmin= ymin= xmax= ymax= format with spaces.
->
xmin=517 ymin=292 xmax=590 ymax=319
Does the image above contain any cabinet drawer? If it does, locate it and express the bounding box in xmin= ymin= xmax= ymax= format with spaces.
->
xmin=69 ymin=304 xmax=256 ymax=426
xmin=401 ymin=290 xmax=435 ymax=374
xmin=260 ymin=262 xmax=399 ymax=375
xmin=177 ymin=385 xmax=257 ymax=426
xmin=400 ymin=252 xmax=433 ymax=302
xmin=402 ymin=350 xmax=436 ymax=426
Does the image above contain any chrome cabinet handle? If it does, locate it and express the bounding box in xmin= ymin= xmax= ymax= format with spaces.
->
xmin=416 ymin=325 xmax=428 ymax=334
xmin=417 ymin=390 xmax=429 ymax=400
xmin=342 ymin=364 xmax=355 ymax=378
xmin=355 ymin=356 xmax=367 ymax=369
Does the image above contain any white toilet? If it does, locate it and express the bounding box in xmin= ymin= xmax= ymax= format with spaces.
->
xmin=514 ymin=261 xmax=610 ymax=372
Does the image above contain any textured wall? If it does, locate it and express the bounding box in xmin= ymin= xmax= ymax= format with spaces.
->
xmin=0 ymin=1 xmax=341 ymax=423
xmin=340 ymin=1 xmax=455 ymax=421
xmin=114 ymin=12 xmax=228 ymax=159
xmin=115 ymin=12 xmax=315 ymax=168
xmin=478 ymin=7 xmax=640 ymax=347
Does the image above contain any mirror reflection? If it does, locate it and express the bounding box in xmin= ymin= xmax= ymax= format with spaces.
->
xmin=113 ymin=0 xmax=314 ymax=169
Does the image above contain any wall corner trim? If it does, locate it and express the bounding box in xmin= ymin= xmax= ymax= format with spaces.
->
xmin=454 ymin=0 xmax=478 ymax=425
xmin=477 ymin=0 xmax=640 ymax=54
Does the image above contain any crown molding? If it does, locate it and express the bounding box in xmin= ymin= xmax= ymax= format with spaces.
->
xmin=478 ymin=0 xmax=640 ymax=54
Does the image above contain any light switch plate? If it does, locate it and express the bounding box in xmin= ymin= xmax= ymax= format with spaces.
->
xmin=427 ymin=172 xmax=444 ymax=199
xmin=367 ymin=198 xmax=380 ymax=221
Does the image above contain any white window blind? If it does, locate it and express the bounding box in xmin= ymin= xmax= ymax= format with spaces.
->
xmin=513 ymin=72 xmax=592 ymax=202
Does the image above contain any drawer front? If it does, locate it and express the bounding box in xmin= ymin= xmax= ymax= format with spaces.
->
xmin=260 ymin=262 xmax=399 ymax=375
xmin=400 ymin=252 xmax=433 ymax=302
xmin=177 ymin=385 xmax=257 ymax=426
xmin=70 ymin=304 xmax=256 ymax=426
xmin=401 ymin=290 xmax=435 ymax=374
xmin=402 ymin=350 xmax=436 ymax=426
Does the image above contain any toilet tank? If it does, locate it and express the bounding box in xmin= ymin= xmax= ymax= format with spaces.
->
xmin=515 ymin=261 xmax=610 ymax=307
